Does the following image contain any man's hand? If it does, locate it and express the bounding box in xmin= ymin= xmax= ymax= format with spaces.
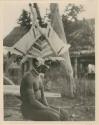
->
xmin=60 ymin=109 xmax=69 ymax=121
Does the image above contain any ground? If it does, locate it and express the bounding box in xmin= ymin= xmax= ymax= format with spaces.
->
xmin=4 ymin=94 xmax=95 ymax=121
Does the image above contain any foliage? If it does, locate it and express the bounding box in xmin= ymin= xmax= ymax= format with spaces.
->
xmin=17 ymin=9 xmax=31 ymax=29
xmin=62 ymin=3 xmax=95 ymax=51
xmin=64 ymin=3 xmax=84 ymax=22
xmin=67 ymin=19 xmax=95 ymax=51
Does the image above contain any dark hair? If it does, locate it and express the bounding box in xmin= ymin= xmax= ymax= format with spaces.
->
xmin=32 ymin=58 xmax=39 ymax=67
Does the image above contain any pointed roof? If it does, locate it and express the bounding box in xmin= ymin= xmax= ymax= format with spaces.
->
xmin=3 ymin=26 xmax=30 ymax=47
xmin=8 ymin=4 xmax=69 ymax=59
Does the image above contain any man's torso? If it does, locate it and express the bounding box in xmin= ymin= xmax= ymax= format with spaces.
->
xmin=20 ymin=71 xmax=43 ymax=103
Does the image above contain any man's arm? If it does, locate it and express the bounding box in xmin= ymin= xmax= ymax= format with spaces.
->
xmin=27 ymin=89 xmax=47 ymax=109
xmin=40 ymin=84 xmax=49 ymax=106
xmin=25 ymin=74 xmax=47 ymax=109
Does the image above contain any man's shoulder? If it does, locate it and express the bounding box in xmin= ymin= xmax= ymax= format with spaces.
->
xmin=23 ymin=71 xmax=33 ymax=79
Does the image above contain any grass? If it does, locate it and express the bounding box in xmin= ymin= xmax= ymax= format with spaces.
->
xmin=45 ymin=65 xmax=95 ymax=97
xmin=4 ymin=94 xmax=95 ymax=121
xmin=4 ymin=64 xmax=95 ymax=121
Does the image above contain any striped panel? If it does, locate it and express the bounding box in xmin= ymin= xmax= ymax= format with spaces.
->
xmin=28 ymin=46 xmax=41 ymax=57
xmin=41 ymin=42 xmax=48 ymax=48
xmin=41 ymin=50 xmax=53 ymax=58
xmin=33 ymin=42 xmax=42 ymax=51
xmin=42 ymin=45 xmax=52 ymax=54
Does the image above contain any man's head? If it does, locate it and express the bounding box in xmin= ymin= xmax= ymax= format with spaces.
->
xmin=32 ymin=57 xmax=49 ymax=73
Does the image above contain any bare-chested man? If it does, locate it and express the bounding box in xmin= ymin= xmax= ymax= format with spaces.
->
xmin=20 ymin=58 xmax=66 ymax=121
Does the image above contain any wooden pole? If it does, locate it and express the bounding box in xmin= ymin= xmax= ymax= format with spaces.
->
xmin=74 ymin=57 xmax=78 ymax=79
xmin=50 ymin=3 xmax=76 ymax=97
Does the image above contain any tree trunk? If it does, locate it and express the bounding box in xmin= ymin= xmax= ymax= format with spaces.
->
xmin=50 ymin=3 xmax=76 ymax=97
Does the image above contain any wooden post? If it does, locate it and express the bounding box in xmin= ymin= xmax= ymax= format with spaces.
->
xmin=50 ymin=3 xmax=76 ymax=97
xmin=74 ymin=57 xmax=78 ymax=79
xmin=29 ymin=59 xmax=33 ymax=70
xmin=79 ymin=62 xmax=83 ymax=78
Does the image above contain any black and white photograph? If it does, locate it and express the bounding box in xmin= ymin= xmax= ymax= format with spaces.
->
xmin=2 ymin=0 xmax=96 ymax=121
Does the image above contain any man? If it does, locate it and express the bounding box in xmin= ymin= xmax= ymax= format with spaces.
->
xmin=20 ymin=57 xmax=67 ymax=121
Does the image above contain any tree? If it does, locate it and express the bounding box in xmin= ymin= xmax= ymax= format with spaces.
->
xmin=61 ymin=4 xmax=95 ymax=50
xmin=82 ymin=19 xmax=95 ymax=47
xmin=62 ymin=4 xmax=84 ymax=40
xmin=64 ymin=3 xmax=84 ymax=22
xmin=63 ymin=18 xmax=95 ymax=51
xmin=17 ymin=9 xmax=31 ymax=29
xmin=50 ymin=3 xmax=76 ymax=97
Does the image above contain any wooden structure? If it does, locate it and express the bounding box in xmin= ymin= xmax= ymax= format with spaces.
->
xmin=70 ymin=50 xmax=95 ymax=79
xmin=3 ymin=3 xmax=95 ymax=96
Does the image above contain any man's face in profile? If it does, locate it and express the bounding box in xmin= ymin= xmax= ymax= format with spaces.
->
xmin=33 ymin=58 xmax=49 ymax=73
xmin=37 ymin=65 xmax=49 ymax=73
